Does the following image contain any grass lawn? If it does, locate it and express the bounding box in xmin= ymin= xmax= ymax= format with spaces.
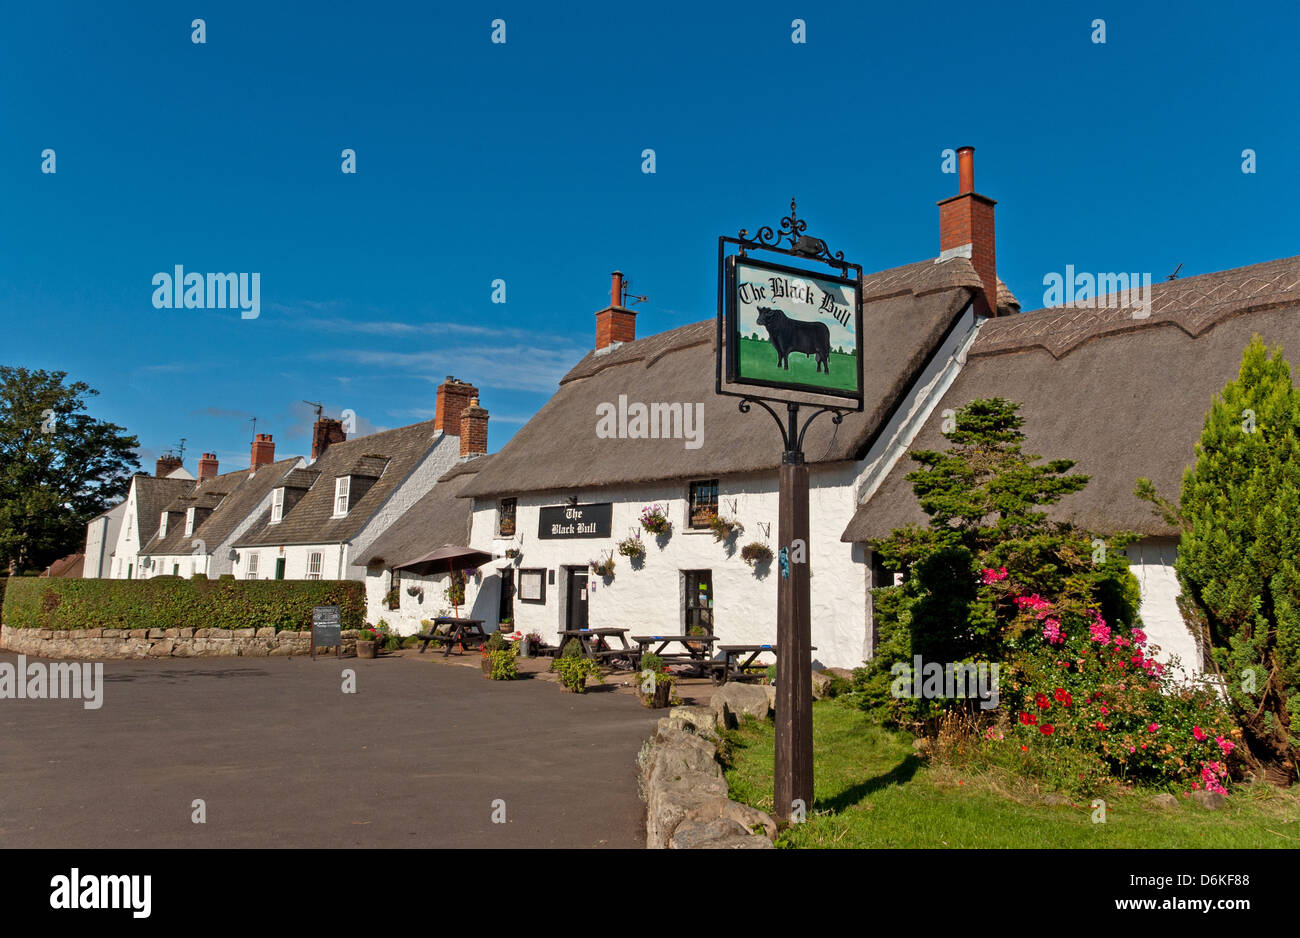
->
xmin=736 ymin=337 xmax=858 ymax=392
xmin=721 ymin=701 xmax=1300 ymax=848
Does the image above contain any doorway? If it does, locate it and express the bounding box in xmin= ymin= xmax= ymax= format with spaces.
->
xmin=274 ymin=557 xmax=286 ymax=580
xmin=684 ymin=569 xmax=713 ymax=634
xmin=566 ymin=568 xmax=589 ymax=633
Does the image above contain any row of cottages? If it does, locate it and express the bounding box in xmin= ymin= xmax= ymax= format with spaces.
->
xmin=86 ymin=378 xmax=492 ymax=582
xmin=404 ymin=148 xmax=1300 ymax=676
xmin=228 ymin=382 xmax=488 ymax=582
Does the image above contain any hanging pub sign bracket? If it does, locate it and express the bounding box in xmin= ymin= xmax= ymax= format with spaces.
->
xmin=716 ymin=198 xmax=864 ymax=457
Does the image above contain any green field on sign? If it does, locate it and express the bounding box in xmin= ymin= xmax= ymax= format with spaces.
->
xmin=736 ymin=336 xmax=858 ymax=392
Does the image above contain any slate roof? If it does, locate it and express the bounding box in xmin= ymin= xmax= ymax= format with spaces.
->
xmin=841 ymin=254 xmax=1300 ymax=542
xmin=234 ymin=420 xmax=444 ymax=548
xmin=460 ymin=255 xmax=1004 ymax=498
xmin=130 ymin=476 xmax=197 ymax=540
xmin=355 ymin=456 xmax=493 ymax=567
xmin=140 ymin=458 xmax=301 ymax=555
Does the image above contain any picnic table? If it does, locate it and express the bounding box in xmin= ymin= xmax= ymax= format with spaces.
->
xmin=556 ymin=628 xmax=641 ymax=670
xmin=630 ymin=634 xmax=719 ymax=678
xmin=416 ymin=617 xmax=488 ymax=657
xmin=715 ymin=643 xmax=817 ymax=685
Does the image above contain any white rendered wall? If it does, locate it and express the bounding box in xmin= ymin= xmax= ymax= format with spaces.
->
xmin=1126 ymin=537 xmax=1202 ymax=680
xmin=462 ymin=467 xmax=868 ymax=669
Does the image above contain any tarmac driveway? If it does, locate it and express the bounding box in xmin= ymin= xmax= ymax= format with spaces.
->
xmin=0 ymin=651 xmax=657 ymax=848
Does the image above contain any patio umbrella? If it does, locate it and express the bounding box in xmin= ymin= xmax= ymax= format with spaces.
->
xmin=394 ymin=544 xmax=494 ymax=617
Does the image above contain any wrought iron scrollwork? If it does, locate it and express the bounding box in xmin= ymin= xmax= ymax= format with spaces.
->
xmin=737 ymin=198 xmax=846 ymax=269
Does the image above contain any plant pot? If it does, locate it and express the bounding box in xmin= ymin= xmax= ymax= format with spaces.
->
xmin=518 ymin=638 xmax=534 ymax=658
xmin=480 ymin=656 xmax=492 ymax=676
xmin=356 ymin=640 xmax=376 ymax=659
xmin=643 ymin=681 xmax=672 ymax=709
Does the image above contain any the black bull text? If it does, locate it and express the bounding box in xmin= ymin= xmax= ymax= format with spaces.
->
xmin=755 ymin=307 xmax=832 ymax=373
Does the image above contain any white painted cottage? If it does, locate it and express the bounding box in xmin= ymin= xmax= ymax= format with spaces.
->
xmin=231 ymin=380 xmax=488 ymax=582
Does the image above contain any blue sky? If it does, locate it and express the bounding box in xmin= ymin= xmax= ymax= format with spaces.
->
xmin=3 ymin=1 xmax=1298 ymax=472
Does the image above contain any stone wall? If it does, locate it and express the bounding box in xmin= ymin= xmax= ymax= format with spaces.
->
xmin=0 ymin=624 xmax=369 ymax=659
xmin=639 ymin=687 xmax=779 ymax=849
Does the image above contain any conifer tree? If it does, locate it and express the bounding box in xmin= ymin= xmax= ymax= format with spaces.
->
xmin=1145 ymin=336 xmax=1300 ymax=782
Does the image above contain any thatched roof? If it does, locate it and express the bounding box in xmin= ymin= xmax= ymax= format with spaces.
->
xmin=842 ymin=254 xmax=1300 ymax=542
xmin=355 ymin=456 xmax=491 ymax=567
xmin=460 ymin=256 xmax=995 ymax=498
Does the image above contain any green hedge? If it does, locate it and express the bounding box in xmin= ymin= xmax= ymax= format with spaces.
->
xmin=1 ymin=577 xmax=365 ymax=632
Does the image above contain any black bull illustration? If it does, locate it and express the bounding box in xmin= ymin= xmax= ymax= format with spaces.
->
xmin=755 ymin=306 xmax=832 ymax=373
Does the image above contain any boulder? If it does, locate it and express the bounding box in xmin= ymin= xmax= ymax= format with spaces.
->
xmin=711 ymin=683 xmax=773 ymax=729
xmin=146 ymin=639 xmax=174 ymax=657
xmin=659 ymin=706 xmax=718 ymax=740
xmin=645 ymin=771 xmax=730 ymax=849
xmin=824 ymin=667 xmax=855 ymax=682
xmin=669 ymin=816 xmax=773 ymax=849
xmin=1191 ymin=790 xmax=1227 ymax=810
xmin=1150 ymin=793 xmax=1179 ymax=810
xmin=810 ymin=670 xmax=833 ymax=700
xmin=255 ymin=628 xmax=276 ymax=640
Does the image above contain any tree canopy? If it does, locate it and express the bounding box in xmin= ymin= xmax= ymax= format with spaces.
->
xmin=0 ymin=366 xmax=140 ymax=572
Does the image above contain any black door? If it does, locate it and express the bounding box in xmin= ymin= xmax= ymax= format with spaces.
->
xmin=566 ymin=569 xmax=589 ymax=633
xmin=499 ymin=568 xmax=515 ymax=625
xmin=274 ymin=557 xmax=286 ymax=580
xmin=684 ymin=570 xmax=713 ymax=634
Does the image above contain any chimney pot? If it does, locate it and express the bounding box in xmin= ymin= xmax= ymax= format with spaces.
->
xmin=957 ymin=145 xmax=975 ymax=194
xmin=611 ymin=270 xmax=624 ymax=308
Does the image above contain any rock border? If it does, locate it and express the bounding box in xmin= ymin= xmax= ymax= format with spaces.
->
xmin=0 ymin=623 xmax=368 ymax=658
xmin=638 ymin=683 xmax=781 ymax=849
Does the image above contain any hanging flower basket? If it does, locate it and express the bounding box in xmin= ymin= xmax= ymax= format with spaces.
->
xmin=589 ymin=555 xmax=616 ymax=578
xmin=707 ymin=513 xmax=744 ymax=543
xmin=617 ymin=533 xmax=646 ymax=561
xmin=741 ymin=541 xmax=774 ymax=568
xmin=639 ymin=504 xmax=672 ymax=537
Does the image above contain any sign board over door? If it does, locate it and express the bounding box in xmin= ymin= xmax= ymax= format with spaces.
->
xmin=537 ymin=503 xmax=613 ymax=539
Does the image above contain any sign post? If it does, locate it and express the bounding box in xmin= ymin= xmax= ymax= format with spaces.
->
xmin=715 ymin=199 xmax=864 ymax=824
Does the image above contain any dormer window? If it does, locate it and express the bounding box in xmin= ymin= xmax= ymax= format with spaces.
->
xmin=185 ymin=507 xmax=196 ymax=537
xmin=334 ymin=476 xmax=351 ymax=517
xmin=270 ymin=488 xmax=285 ymax=524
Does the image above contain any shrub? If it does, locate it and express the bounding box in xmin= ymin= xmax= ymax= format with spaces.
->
xmin=487 ymin=645 xmax=519 ymax=680
xmin=0 ymin=577 xmax=365 ymax=632
xmin=551 ymin=654 xmax=602 ymax=693
xmin=858 ymin=398 xmax=1235 ymax=791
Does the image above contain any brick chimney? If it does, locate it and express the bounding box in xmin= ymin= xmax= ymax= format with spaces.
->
xmin=250 ymin=433 xmax=276 ymax=471
xmin=311 ymin=417 xmax=346 ymax=461
xmin=459 ymin=398 xmax=489 ymax=457
xmin=938 ymin=146 xmax=999 ymax=318
xmin=156 ymin=454 xmax=183 ymax=477
xmin=595 ymin=270 xmax=636 ymax=351
xmin=435 ymin=377 xmax=478 ymax=436
xmin=197 ymin=452 xmax=219 ymax=482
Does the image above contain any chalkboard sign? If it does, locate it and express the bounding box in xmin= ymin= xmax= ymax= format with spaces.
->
xmin=312 ymin=604 xmax=342 ymax=660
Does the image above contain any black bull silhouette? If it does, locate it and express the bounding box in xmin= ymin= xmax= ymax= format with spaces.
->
xmin=755 ymin=306 xmax=832 ymax=373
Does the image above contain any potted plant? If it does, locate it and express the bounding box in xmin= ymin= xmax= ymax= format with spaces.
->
xmin=741 ymin=541 xmax=774 ymax=568
xmin=638 ymin=503 xmax=672 ymax=537
xmin=638 ymin=653 xmax=675 ymax=708
xmin=706 ymin=511 xmax=744 ymax=543
xmin=382 ymin=586 xmax=401 ymax=610
xmin=549 ymin=639 xmax=603 ymax=693
xmin=480 ymin=631 xmax=519 ymax=680
xmin=444 ymin=572 xmax=467 ymax=609
xmin=356 ymin=624 xmax=379 ymax=659
xmin=685 ymin=623 xmax=708 ymax=654
xmin=517 ymin=629 xmax=542 ymax=658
